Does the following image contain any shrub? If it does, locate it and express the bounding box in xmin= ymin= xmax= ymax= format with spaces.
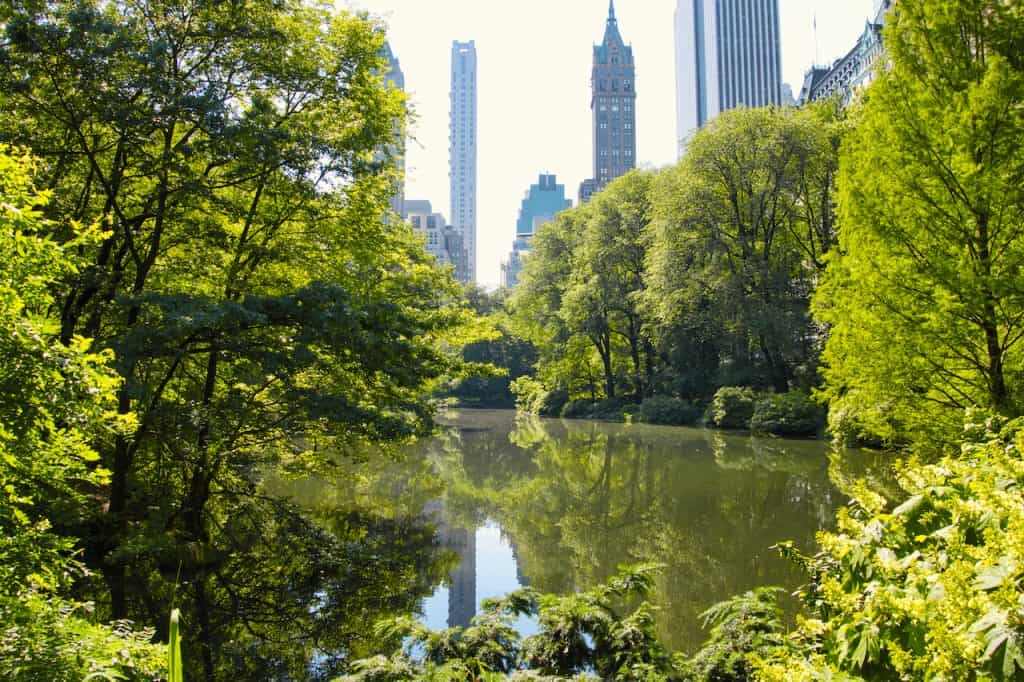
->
xmin=560 ymin=399 xmax=596 ymax=419
xmin=750 ymin=391 xmax=824 ymax=437
xmin=708 ymin=387 xmax=759 ymax=430
xmin=638 ymin=396 xmax=704 ymax=426
xmin=339 ymin=566 xmax=678 ymax=681
xmin=590 ymin=398 xmax=628 ymax=422
xmin=759 ymin=412 xmax=1024 ymax=680
xmin=511 ymin=378 xmax=569 ymax=417
xmin=683 ymin=588 xmax=786 ymax=681
xmin=538 ymin=389 xmax=569 ymax=418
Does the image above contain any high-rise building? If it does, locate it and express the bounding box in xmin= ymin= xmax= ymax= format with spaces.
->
xmin=403 ymin=199 xmax=468 ymax=281
xmin=579 ymin=1 xmax=636 ymax=205
xmin=501 ymin=174 xmax=572 ymax=288
xmin=380 ymin=41 xmax=406 ymax=218
xmin=674 ymin=0 xmax=783 ymax=156
xmin=449 ymin=41 xmax=477 ymax=283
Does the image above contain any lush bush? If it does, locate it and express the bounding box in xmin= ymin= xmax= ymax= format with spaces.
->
xmin=750 ymin=391 xmax=824 ymax=437
xmin=512 ymin=378 xmax=568 ymax=417
xmin=638 ymin=396 xmax=704 ymax=426
xmin=758 ymin=412 xmax=1024 ymax=680
xmin=538 ymin=389 xmax=570 ymax=417
xmin=589 ymin=398 xmax=629 ymax=422
xmin=708 ymin=387 xmax=760 ymax=430
xmin=560 ymin=399 xmax=596 ymax=419
xmin=682 ymin=588 xmax=786 ymax=681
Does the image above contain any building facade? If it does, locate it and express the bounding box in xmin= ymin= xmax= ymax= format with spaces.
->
xmin=674 ymin=0 xmax=783 ymax=156
xmin=449 ymin=41 xmax=477 ymax=283
xmin=798 ymin=1 xmax=892 ymax=106
xmin=403 ymin=199 xmax=469 ymax=282
xmin=579 ymin=1 xmax=636 ymax=205
xmin=380 ymin=41 xmax=406 ymax=218
xmin=502 ymin=174 xmax=572 ymax=288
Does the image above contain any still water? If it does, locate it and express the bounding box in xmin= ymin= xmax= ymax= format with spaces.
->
xmin=275 ymin=408 xmax=853 ymax=656
xmin=415 ymin=409 xmax=843 ymax=653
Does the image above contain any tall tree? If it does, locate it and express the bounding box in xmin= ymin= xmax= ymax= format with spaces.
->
xmin=815 ymin=0 xmax=1024 ymax=449
xmin=580 ymin=171 xmax=657 ymax=399
xmin=0 ymin=0 xmax=477 ymax=676
xmin=648 ymin=106 xmax=838 ymax=395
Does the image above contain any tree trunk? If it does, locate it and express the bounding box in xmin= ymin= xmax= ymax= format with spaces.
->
xmin=976 ymin=212 xmax=1009 ymax=411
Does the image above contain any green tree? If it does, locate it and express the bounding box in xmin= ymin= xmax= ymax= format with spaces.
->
xmin=815 ymin=0 xmax=1024 ymax=450
xmin=1 ymin=1 xmax=479 ymax=676
xmin=648 ymin=106 xmax=840 ymax=396
xmin=577 ymin=171 xmax=657 ymax=400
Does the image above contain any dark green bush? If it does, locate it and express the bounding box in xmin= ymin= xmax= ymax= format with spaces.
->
xmin=538 ymin=389 xmax=569 ymax=417
xmin=708 ymin=387 xmax=759 ymax=430
xmin=561 ymin=399 xmax=596 ymax=419
xmin=637 ymin=396 xmax=704 ymax=426
xmin=750 ymin=391 xmax=824 ymax=437
xmin=589 ymin=398 xmax=628 ymax=422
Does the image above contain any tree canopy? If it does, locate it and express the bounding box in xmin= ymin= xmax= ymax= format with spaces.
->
xmin=815 ymin=0 xmax=1024 ymax=451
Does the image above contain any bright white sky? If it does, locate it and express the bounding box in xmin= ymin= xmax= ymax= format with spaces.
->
xmin=340 ymin=0 xmax=875 ymax=289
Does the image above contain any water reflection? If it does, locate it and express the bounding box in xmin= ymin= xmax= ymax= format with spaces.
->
xmin=422 ymin=410 xmax=846 ymax=653
xmin=275 ymin=409 xmax=871 ymax=667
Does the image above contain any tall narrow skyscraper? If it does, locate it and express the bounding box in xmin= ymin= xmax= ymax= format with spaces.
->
xmin=675 ymin=0 xmax=782 ymax=156
xmin=579 ymin=0 xmax=636 ymax=205
xmin=449 ymin=41 xmax=477 ymax=283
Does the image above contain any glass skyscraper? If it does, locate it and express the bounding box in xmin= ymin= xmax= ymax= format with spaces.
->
xmin=449 ymin=41 xmax=477 ymax=283
xmin=674 ymin=0 xmax=782 ymax=156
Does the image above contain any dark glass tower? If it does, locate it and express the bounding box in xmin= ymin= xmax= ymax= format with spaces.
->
xmin=580 ymin=0 xmax=636 ymax=204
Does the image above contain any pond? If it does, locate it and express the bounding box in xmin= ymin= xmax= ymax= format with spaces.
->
xmin=272 ymin=408 xmax=861 ymax=661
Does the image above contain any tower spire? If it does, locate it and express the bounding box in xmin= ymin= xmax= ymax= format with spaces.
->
xmin=608 ymin=0 xmax=616 ymax=22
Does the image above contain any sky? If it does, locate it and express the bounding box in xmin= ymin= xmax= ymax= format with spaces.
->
xmin=340 ymin=0 xmax=877 ymax=289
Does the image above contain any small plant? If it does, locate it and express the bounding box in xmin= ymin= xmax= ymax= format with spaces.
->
xmin=169 ymin=609 xmax=183 ymax=682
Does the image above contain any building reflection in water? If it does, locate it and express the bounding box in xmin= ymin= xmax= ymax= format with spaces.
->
xmin=421 ymin=500 xmax=529 ymax=631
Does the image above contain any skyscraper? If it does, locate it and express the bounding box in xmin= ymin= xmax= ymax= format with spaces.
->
xmin=501 ymin=174 xmax=572 ymax=288
xmin=674 ymin=0 xmax=782 ymax=156
xmin=449 ymin=41 xmax=477 ymax=283
xmin=579 ymin=0 xmax=636 ymax=205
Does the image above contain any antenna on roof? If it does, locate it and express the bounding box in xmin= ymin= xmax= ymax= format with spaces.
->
xmin=813 ymin=14 xmax=819 ymax=65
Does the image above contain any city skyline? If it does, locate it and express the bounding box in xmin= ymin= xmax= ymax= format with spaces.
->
xmin=344 ymin=0 xmax=874 ymax=288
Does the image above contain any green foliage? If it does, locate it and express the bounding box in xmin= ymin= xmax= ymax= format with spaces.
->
xmin=750 ymin=392 xmax=824 ymax=437
xmin=0 ymin=0 xmax=482 ymax=675
xmin=683 ymin=588 xmax=786 ymax=682
xmin=759 ymin=413 xmax=1024 ymax=680
xmin=511 ymin=172 xmax=656 ymax=405
xmin=0 ymin=146 xmax=164 ymax=678
xmin=512 ymin=377 xmax=568 ymax=417
xmin=338 ymin=565 xmax=679 ymax=681
xmin=815 ymin=0 xmax=1024 ymax=452
xmin=648 ymin=106 xmax=841 ymax=398
xmin=708 ymin=388 xmax=760 ymax=430
xmin=169 ymin=609 xmax=183 ymax=682
xmin=637 ymin=397 xmax=704 ymax=427
xmin=448 ymin=287 xmax=539 ymax=409
xmin=512 ymin=106 xmax=841 ymax=419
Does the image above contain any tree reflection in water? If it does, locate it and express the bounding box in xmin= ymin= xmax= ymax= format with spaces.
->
xmin=427 ymin=410 xmax=848 ymax=653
